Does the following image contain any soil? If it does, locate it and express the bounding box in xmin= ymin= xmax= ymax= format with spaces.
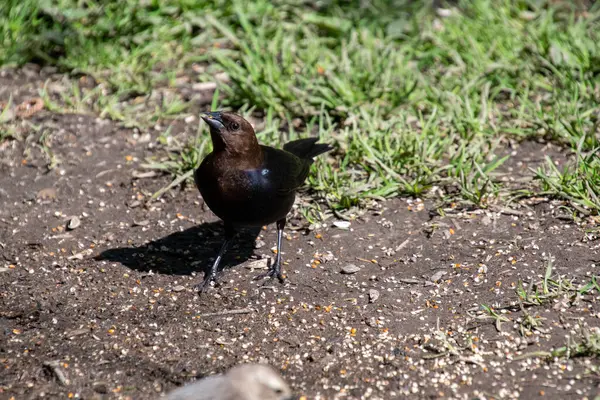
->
xmin=1 ymin=67 xmax=600 ymax=400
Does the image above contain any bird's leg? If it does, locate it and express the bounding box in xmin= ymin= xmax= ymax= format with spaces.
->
xmin=194 ymin=223 xmax=236 ymax=293
xmin=255 ymin=218 xmax=286 ymax=283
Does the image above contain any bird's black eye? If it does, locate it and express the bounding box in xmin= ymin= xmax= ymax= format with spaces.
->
xmin=274 ymin=389 xmax=283 ymax=394
xmin=230 ymin=122 xmax=240 ymax=131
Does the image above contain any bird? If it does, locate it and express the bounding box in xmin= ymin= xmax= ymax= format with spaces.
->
xmin=164 ymin=363 xmax=295 ymax=400
xmin=194 ymin=111 xmax=332 ymax=292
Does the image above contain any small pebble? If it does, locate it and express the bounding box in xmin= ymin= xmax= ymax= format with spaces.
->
xmin=255 ymin=240 xmax=266 ymax=249
xmin=323 ymin=252 xmax=335 ymax=262
xmin=37 ymin=187 xmax=57 ymax=200
xmin=67 ymin=216 xmax=81 ymax=230
xmin=399 ymin=278 xmax=421 ymax=284
xmin=244 ymin=258 xmax=270 ymax=270
xmin=368 ymin=289 xmax=380 ymax=303
xmin=93 ymin=382 xmax=109 ymax=394
xmin=172 ymin=285 xmax=185 ymax=292
xmin=341 ymin=264 xmax=360 ymax=274
xmin=133 ymin=220 xmax=150 ymax=227
xmin=430 ymin=270 xmax=447 ymax=282
xmin=333 ymin=221 xmax=351 ymax=229
xmin=192 ymin=81 xmax=218 ymax=92
xmin=132 ymin=170 xmax=157 ymax=179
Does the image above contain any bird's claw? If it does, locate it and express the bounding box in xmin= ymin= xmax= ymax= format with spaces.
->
xmin=193 ymin=274 xmax=219 ymax=294
xmin=254 ymin=265 xmax=285 ymax=284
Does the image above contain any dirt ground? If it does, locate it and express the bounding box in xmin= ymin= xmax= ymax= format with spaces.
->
xmin=1 ymin=68 xmax=600 ymax=399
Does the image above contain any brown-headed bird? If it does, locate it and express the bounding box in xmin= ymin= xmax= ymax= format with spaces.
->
xmin=194 ymin=111 xmax=332 ymax=292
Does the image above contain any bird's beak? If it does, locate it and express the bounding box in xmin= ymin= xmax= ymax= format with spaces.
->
xmin=201 ymin=111 xmax=225 ymax=131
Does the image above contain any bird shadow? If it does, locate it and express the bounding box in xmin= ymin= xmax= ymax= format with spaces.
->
xmin=96 ymin=222 xmax=261 ymax=277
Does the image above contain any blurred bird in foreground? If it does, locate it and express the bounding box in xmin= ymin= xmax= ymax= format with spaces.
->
xmin=194 ymin=111 xmax=332 ymax=292
xmin=164 ymin=363 xmax=295 ymax=400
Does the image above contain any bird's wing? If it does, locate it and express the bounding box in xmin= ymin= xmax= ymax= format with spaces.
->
xmin=262 ymin=146 xmax=312 ymax=195
xmin=164 ymin=375 xmax=231 ymax=400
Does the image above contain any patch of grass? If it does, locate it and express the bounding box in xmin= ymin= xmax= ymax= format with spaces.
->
xmin=0 ymin=96 xmax=17 ymax=141
xmin=517 ymin=324 xmax=600 ymax=360
xmin=514 ymin=257 xmax=599 ymax=306
xmin=2 ymin=0 xmax=600 ymax=213
xmin=535 ymin=141 xmax=600 ymax=214
xmin=477 ymin=303 xmax=511 ymax=332
xmin=474 ymin=257 xmax=600 ymax=337
xmin=481 ymin=257 xmax=600 ymax=336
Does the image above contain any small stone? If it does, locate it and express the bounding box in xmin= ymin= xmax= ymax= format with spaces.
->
xmin=66 ymin=328 xmax=89 ymax=338
xmin=172 ymin=285 xmax=185 ymax=292
xmin=67 ymin=249 xmax=93 ymax=260
xmin=368 ymin=289 xmax=380 ymax=303
xmin=192 ymin=81 xmax=218 ymax=92
xmin=255 ymin=240 xmax=266 ymax=249
xmin=333 ymin=221 xmax=351 ymax=229
xmin=93 ymin=382 xmax=109 ymax=394
xmin=323 ymin=252 xmax=335 ymax=262
xmin=436 ymin=8 xmax=452 ymax=17
xmin=37 ymin=187 xmax=57 ymax=200
xmin=67 ymin=216 xmax=81 ymax=230
xmin=0 ymin=267 xmax=9 ymax=273
xmin=215 ymin=72 xmax=230 ymax=82
xmin=214 ymin=337 xmax=231 ymax=345
xmin=132 ymin=170 xmax=157 ymax=179
xmin=128 ymin=200 xmax=141 ymax=208
xmin=341 ymin=264 xmax=360 ymax=274
xmin=244 ymin=258 xmax=270 ymax=270
xmin=133 ymin=220 xmax=150 ymax=227
xmin=399 ymin=278 xmax=421 ymax=284
xmin=430 ymin=270 xmax=447 ymax=283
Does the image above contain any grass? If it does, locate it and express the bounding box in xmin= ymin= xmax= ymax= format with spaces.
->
xmin=516 ymin=323 xmax=600 ymax=360
xmin=535 ymin=140 xmax=600 ymax=215
xmin=1 ymin=0 xmax=600 ymax=214
xmin=478 ymin=257 xmax=600 ymax=336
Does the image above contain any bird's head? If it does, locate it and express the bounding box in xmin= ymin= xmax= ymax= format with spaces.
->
xmin=201 ymin=111 xmax=259 ymax=156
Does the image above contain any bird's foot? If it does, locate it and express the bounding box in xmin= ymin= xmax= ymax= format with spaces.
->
xmin=254 ymin=262 xmax=285 ymax=284
xmin=193 ymin=273 xmax=220 ymax=294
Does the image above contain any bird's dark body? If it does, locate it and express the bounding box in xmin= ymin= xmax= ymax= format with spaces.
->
xmin=194 ymin=145 xmax=304 ymax=227
xmin=192 ymin=111 xmax=332 ymax=292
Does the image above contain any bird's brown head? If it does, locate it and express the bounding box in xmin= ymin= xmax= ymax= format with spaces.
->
xmin=201 ymin=111 xmax=259 ymax=156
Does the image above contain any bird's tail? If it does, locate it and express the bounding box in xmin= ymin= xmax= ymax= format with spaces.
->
xmin=283 ymin=138 xmax=333 ymax=160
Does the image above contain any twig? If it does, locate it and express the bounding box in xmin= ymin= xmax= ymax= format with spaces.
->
xmin=493 ymin=207 xmax=525 ymax=216
xmin=513 ymin=351 xmax=552 ymax=360
xmin=43 ymin=360 xmax=70 ymax=386
xmin=454 ymin=356 xmax=486 ymax=368
xmin=396 ymin=238 xmax=410 ymax=251
xmin=198 ymin=308 xmax=255 ymax=318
